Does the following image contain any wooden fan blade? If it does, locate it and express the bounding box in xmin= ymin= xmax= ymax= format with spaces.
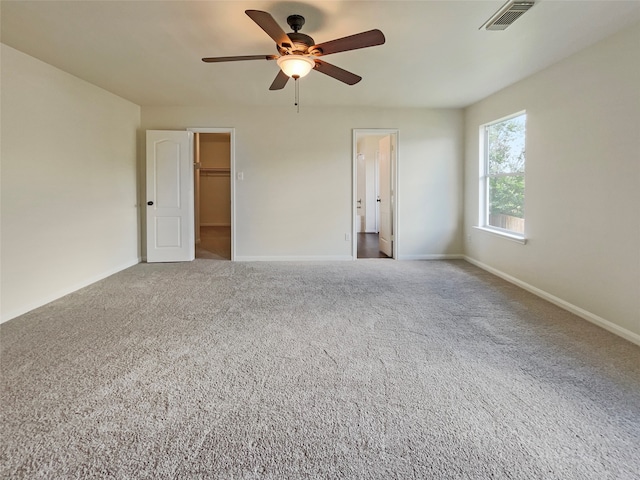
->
xmin=245 ymin=10 xmax=295 ymax=50
xmin=269 ymin=70 xmax=290 ymax=90
xmin=202 ymin=55 xmax=278 ymax=63
xmin=313 ymin=59 xmax=361 ymax=85
xmin=312 ymin=29 xmax=385 ymax=56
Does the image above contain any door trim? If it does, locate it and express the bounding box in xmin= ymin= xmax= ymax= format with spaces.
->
xmin=187 ymin=127 xmax=236 ymax=261
xmin=352 ymin=129 xmax=399 ymax=260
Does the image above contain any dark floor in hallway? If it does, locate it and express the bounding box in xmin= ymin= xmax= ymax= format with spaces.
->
xmin=357 ymin=233 xmax=390 ymax=259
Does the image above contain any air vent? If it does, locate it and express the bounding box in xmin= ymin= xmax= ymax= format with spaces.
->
xmin=480 ymin=1 xmax=535 ymax=30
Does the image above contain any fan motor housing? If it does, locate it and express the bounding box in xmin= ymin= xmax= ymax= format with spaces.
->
xmin=278 ymin=32 xmax=315 ymax=55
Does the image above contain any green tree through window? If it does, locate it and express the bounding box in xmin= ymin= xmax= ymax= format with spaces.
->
xmin=483 ymin=113 xmax=526 ymax=234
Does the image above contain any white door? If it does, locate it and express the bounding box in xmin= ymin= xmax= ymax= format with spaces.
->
xmin=378 ymin=135 xmax=392 ymax=257
xmin=146 ymin=130 xmax=195 ymax=262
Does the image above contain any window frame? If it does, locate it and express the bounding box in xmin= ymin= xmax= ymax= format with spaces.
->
xmin=477 ymin=111 xmax=527 ymax=243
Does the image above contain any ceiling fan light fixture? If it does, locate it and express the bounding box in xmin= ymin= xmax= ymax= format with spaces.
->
xmin=277 ymin=55 xmax=315 ymax=78
xmin=203 ymin=11 xmax=385 ymax=91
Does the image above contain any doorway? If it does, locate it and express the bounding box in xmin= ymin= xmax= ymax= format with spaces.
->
xmin=190 ymin=129 xmax=235 ymax=260
xmin=353 ymin=129 xmax=398 ymax=259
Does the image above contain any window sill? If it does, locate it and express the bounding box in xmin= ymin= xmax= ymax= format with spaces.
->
xmin=473 ymin=226 xmax=527 ymax=244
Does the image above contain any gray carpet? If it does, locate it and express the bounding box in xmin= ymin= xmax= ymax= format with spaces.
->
xmin=1 ymin=259 xmax=639 ymax=479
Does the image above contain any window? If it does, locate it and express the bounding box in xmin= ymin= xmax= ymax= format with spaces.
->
xmin=480 ymin=112 xmax=526 ymax=237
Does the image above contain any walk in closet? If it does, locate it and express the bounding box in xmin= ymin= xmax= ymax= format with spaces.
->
xmin=194 ymin=132 xmax=231 ymax=259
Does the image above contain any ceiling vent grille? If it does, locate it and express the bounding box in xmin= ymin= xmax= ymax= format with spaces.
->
xmin=480 ymin=1 xmax=535 ymax=30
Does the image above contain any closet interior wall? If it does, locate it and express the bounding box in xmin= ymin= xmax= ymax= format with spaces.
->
xmin=195 ymin=133 xmax=231 ymax=242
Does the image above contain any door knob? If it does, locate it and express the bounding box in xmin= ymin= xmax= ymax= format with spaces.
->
xmin=147 ymin=201 xmax=154 ymax=206
xmin=376 ymin=198 xmax=381 ymax=202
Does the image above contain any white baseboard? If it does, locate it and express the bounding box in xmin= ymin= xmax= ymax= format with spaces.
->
xmin=235 ymin=255 xmax=353 ymax=262
xmin=1 ymin=257 xmax=141 ymax=324
xmin=236 ymin=254 xmax=464 ymax=262
xmin=398 ymin=254 xmax=465 ymax=261
xmin=464 ymin=256 xmax=640 ymax=347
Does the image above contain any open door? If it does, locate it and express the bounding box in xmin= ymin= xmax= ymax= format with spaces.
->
xmin=146 ymin=130 xmax=195 ymax=262
xmin=378 ymin=135 xmax=392 ymax=257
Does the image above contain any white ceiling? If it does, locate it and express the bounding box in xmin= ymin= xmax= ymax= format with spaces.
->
xmin=2 ymin=0 xmax=639 ymax=108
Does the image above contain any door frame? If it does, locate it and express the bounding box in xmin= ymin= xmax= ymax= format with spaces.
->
xmin=187 ymin=127 xmax=236 ymax=261
xmin=352 ymin=129 xmax=399 ymax=260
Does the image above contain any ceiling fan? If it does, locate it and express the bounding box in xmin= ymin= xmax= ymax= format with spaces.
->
xmin=202 ymin=10 xmax=386 ymax=90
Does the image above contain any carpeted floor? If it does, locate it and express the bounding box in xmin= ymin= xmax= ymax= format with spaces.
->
xmin=1 ymin=259 xmax=639 ymax=478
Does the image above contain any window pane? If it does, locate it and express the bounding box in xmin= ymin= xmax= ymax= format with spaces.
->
xmin=488 ymin=175 xmax=525 ymax=234
xmin=487 ymin=114 xmax=525 ymax=175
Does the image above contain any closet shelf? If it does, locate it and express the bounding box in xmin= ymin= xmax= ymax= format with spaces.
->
xmin=199 ymin=167 xmax=230 ymax=177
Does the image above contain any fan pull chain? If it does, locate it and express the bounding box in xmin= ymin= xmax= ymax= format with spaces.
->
xmin=293 ymin=75 xmax=300 ymax=113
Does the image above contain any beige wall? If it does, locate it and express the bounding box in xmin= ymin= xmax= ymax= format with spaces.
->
xmin=1 ymin=44 xmax=141 ymax=322
xmin=199 ymin=133 xmax=230 ymax=168
xmin=141 ymin=106 xmax=464 ymax=260
xmin=199 ymin=176 xmax=231 ymax=226
xmin=463 ymin=23 xmax=640 ymax=341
